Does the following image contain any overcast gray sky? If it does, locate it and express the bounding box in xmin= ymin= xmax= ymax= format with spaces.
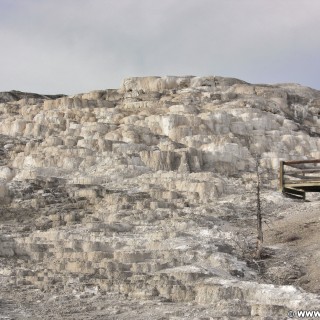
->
xmin=1 ymin=0 xmax=319 ymax=94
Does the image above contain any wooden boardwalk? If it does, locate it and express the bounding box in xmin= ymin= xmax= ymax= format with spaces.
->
xmin=279 ymin=159 xmax=320 ymax=200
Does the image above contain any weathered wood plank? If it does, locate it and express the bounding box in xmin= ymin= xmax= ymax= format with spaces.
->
xmin=283 ymin=187 xmax=305 ymax=196
xmin=284 ymin=159 xmax=320 ymax=165
xmin=284 ymin=168 xmax=320 ymax=174
xmin=283 ymin=192 xmax=305 ymax=200
xmin=285 ymin=174 xmax=320 ymax=180
xmin=283 ymin=163 xmax=309 ymax=169
xmin=285 ymin=181 xmax=320 ymax=187
xmin=283 ymin=187 xmax=306 ymax=200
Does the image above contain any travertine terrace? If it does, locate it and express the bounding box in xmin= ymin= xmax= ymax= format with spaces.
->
xmin=1 ymin=76 xmax=320 ymax=319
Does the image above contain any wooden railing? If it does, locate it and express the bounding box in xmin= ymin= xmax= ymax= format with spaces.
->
xmin=279 ymin=159 xmax=320 ymax=200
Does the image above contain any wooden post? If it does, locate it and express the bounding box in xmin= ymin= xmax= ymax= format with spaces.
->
xmin=279 ymin=161 xmax=284 ymax=192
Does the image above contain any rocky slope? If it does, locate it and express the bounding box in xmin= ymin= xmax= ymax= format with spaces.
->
xmin=1 ymin=76 xmax=320 ymax=319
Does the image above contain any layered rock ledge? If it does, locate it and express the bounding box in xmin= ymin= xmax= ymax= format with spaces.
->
xmin=1 ymin=76 xmax=320 ymax=319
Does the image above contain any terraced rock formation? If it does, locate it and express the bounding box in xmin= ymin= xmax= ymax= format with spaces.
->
xmin=1 ymin=76 xmax=320 ymax=319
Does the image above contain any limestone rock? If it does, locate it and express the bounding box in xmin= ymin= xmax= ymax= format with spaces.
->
xmin=1 ymin=76 xmax=320 ymax=319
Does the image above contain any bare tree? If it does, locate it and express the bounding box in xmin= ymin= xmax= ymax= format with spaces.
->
xmin=255 ymin=155 xmax=263 ymax=259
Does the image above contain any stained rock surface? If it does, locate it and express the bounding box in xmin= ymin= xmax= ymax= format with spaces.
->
xmin=1 ymin=76 xmax=320 ymax=319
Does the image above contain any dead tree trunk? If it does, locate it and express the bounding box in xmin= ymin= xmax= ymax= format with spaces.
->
xmin=255 ymin=155 xmax=263 ymax=258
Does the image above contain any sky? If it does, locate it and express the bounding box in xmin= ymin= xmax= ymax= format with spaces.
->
xmin=0 ymin=0 xmax=320 ymax=95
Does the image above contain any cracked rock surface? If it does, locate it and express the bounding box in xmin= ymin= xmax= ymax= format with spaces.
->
xmin=1 ymin=76 xmax=320 ymax=319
